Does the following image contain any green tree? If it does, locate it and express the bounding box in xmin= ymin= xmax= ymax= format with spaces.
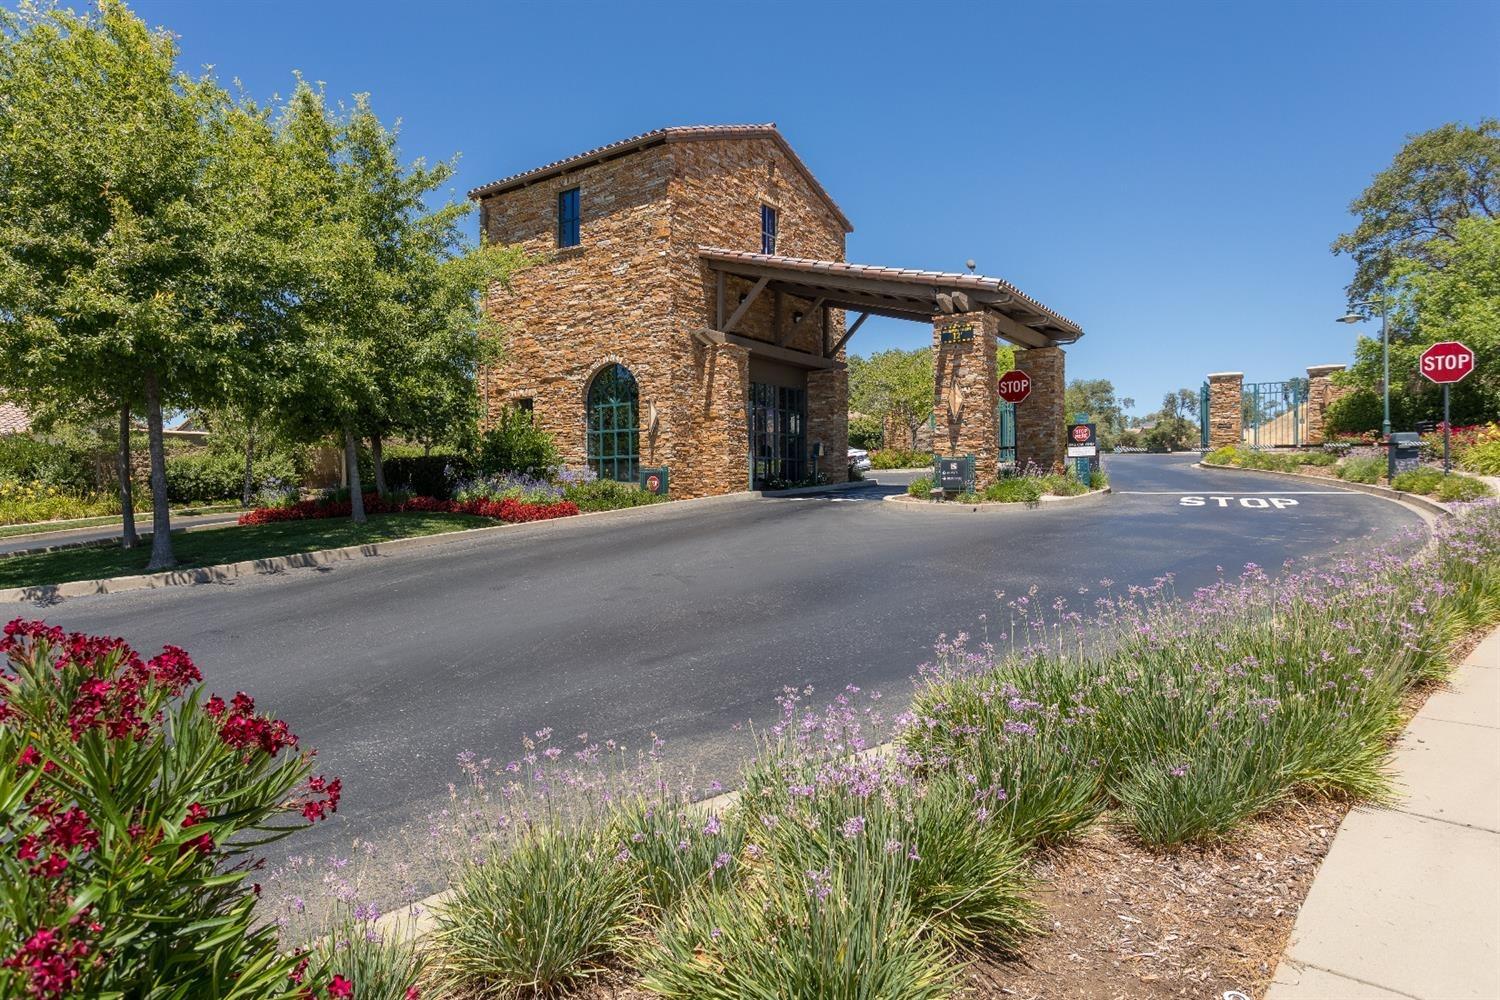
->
xmin=1333 ymin=119 xmax=1499 ymax=306
xmin=0 ymin=1 xmax=255 ymax=569
xmin=848 ymin=348 xmax=933 ymax=449
xmin=1063 ymin=378 xmax=1125 ymax=447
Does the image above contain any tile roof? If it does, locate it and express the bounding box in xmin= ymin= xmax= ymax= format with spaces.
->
xmin=468 ymin=124 xmax=853 ymax=233
xmin=0 ymin=401 xmax=30 ymax=435
xmin=697 ymin=248 xmax=1083 ymax=338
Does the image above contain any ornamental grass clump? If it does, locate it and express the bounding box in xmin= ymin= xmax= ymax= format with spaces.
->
xmin=300 ymin=910 xmax=427 ymax=1000
xmin=905 ymin=502 xmax=1500 ymax=847
xmin=611 ymin=798 xmax=745 ymax=912
xmin=432 ymin=825 xmax=638 ymax=997
xmin=0 ymin=619 xmax=341 ymax=999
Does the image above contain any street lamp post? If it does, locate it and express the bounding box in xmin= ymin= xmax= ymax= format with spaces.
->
xmin=1337 ymin=295 xmax=1391 ymax=439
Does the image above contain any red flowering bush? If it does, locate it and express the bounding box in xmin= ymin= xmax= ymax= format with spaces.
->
xmin=238 ymin=492 xmax=579 ymax=526
xmin=0 ymin=620 xmax=340 ymax=998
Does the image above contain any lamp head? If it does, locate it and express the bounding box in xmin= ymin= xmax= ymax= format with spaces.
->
xmin=1336 ymin=312 xmax=1362 ymax=324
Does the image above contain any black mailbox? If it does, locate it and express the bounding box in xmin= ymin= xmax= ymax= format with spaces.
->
xmin=1388 ymin=433 xmax=1421 ymax=479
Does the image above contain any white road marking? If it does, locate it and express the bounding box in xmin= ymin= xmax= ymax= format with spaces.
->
xmin=1117 ymin=491 xmax=1353 ymax=495
xmin=1178 ymin=495 xmax=1300 ymax=508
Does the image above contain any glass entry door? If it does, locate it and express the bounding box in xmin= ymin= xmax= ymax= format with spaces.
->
xmin=749 ymin=381 xmax=806 ymax=488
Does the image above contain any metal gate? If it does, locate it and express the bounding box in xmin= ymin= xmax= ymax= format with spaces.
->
xmin=1242 ymin=379 xmax=1308 ymax=448
xmin=1199 ymin=383 xmax=1210 ymax=450
xmin=998 ymin=400 xmax=1016 ymax=465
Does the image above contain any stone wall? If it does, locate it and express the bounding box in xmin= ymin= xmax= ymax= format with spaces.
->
xmin=1014 ymin=345 xmax=1066 ymax=473
xmin=1207 ymin=372 xmax=1244 ymax=448
xmin=932 ymin=312 xmax=1001 ymax=489
xmin=477 ymin=133 xmax=850 ymax=498
xmin=1304 ymin=364 xmax=1348 ymax=445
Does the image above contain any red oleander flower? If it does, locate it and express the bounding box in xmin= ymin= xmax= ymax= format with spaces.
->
xmin=327 ymin=974 xmax=353 ymax=998
xmin=16 ymin=745 xmax=40 ymax=769
xmin=2 ymin=926 xmax=90 ymax=999
xmin=301 ymin=775 xmax=341 ymax=822
xmin=180 ymin=802 xmax=214 ymax=856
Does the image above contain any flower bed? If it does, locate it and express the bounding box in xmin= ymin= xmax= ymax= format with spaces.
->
xmin=257 ymin=505 xmax=1500 ymax=998
xmin=239 ymin=492 xmax=579 ymax=526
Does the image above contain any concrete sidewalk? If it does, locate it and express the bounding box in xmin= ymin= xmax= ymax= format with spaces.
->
xmin=1267 ymin=626 xmax=1500 ymax=1000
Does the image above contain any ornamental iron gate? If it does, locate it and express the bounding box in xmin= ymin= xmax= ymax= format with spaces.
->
xmin=998 ymin=400 xmax=1017 ymax=465
xmin=1199 ymin=382 xmax=1210 ymax=450
xmin=1242 ymin=379 xmax=1308 ymax=449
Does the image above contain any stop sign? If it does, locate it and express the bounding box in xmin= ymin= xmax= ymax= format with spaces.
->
xmin=1419 ymin=341 xmax=1475 ymax=384
xmin=998 ymin=370 xmax=1032 ymax=403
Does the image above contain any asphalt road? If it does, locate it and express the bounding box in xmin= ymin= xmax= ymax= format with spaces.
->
xmin=1 ymin=454 xmax=1426 ymax=896
xmin=0 ymin=510 xmax=243 ymax=556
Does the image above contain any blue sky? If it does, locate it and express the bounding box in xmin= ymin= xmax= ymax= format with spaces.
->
xmin=119 ymin=0 xmax=1498 ymax=415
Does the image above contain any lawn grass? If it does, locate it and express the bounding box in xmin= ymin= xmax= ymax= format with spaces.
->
xmin=0 ymin=503 xmax=244 ymax=539
xmin=0 ymin=512 xmax=491 ymax=589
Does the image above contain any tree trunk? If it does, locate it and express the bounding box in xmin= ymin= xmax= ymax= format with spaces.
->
xmin=143 ymin=371 xmax=176 ymax=570
xmin=370 ymin=432 xmax=387 ymax=496
xmin=344 ymin=427 xmax=366 ymax=523
xmin=241 ymin=419 xmax=256 ymax=509
xmin=117 ymin=402 xmax=138 ymax=550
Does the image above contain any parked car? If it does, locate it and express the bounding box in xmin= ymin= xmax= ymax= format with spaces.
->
xmin=847 ymin=447 xmax=872 ymax=472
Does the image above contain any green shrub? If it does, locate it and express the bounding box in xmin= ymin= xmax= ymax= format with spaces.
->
xmin=0 ymin=481 xmax=123 ymax=525
xmin=1391 ymin=468 xmax=1444 ymax=495
xmin=983 ymin=477 xmax=1043 ymax=504
xmin=848 ymin=413 xmax=883 ymax=450
xmin=1337 ymin=456 xmax=1385 ymax=484
xmin=639 ymin=850 xmax=955 ymax=1000
xmin=1436 ymin=474 xmax=1493 ymax=502
xmin=563 ymin=478 xmax=665 ymax=512
xmin=1038 ymin=472 xmax=1087 ymax=496
xmin=871 ymin=448 xmax=931 ymax=469
xmin=1203 ymin=446 xmax=1238 ymax=466
xmin=1324 ymin=388 xmax=1403 ymax=436
xmin=612 ymin=799 xmax=744 ymax=913
xmin=1089 ymin=468 xmax=1110 ymax=489
xmin=0 ymin=622 xmax=337 ymax=997
xmin=301 ymin=911 xmax=427 ymax=1000
xmin=1295 ymin=451 xmax=1337 ymax=466
xmin=0 ymin=432 xmax=101 ymax=493
xmin=382 ymin=453 xmax=473 ymax=499
xmin=433 ymin=826 xmax=637 ymax=997
xmin=1457 ymin=437 xmax=1500 ymax=476
xmin=477 ymin=407 xmax=559 ymax=477
xmin=164 ymin=447 xmax=299 ymax=503
xmin=907 ymin=476 xmax=934 ymax=497
xmin=1141 ymin=415 xmax=1194 ymax=452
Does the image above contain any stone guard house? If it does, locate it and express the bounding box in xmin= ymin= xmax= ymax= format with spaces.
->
xmin=470 ymin=124 xmax=1083 ymax=498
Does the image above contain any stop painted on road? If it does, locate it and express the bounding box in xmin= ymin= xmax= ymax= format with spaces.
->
xmin=1180 ymin=496 xmax=1300 ymax=509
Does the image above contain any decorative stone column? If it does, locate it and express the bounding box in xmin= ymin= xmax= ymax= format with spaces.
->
xmin=932 ymin=311 xmax=1001 ymax=489
xmin=1014 ymin=345 xmax=1066 ymax=473
xmin=807 ymin=366 xmax=848 ymax=484
xmin=1304 ymin=364 xmax=1347 ymax=445
xmin=1207 ymin=372 xmax=1244 ymax=448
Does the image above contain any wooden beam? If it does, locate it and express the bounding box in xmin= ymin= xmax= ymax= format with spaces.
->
xmin=826 ymin=312 xmax=869 ymax=357
xmin=722 ymin=276 xmax=768 ymax=334
xmin=990 ymin=309 xmax=1052 ymax=348
xmin=697 ymin=328 xmax=841 ymax=370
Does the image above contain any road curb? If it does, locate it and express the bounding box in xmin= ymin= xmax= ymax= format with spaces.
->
xmin=1195 ymin=462 xmax=1452 ymax=518
xmin=0 ymin=490 xmax=766 ymax=604
xmin=879 ymin=487 xmax=1111 ymax=513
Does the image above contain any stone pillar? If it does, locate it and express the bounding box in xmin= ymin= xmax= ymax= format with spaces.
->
xmin=1304 ymin=364 xmax=1347 ymax=445
xmin=1014 ymin=345 xmax=1066 ymax=473
xmin=807 ymin=365 xmax=848 ymax=485
xmin=684 ymin=342 xmax=750 ymax=498
xmin=933 ymin=312 xmax=1001 ymax=488
xmin=1207 ymin=372 xmax=1244 ymax=448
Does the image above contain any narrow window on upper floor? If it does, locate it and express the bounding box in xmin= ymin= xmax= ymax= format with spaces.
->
xmin=557 ymin=187 xmax=581 ymax=248
xmin=761 ymin=204 xmax=778 ymax=255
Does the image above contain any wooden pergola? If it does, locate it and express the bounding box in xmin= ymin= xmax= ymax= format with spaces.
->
xmin=697 ymin=247 xmax=1084 ymax=369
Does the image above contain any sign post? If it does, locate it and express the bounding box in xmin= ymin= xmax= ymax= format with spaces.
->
xmin=1066 ymin=418 xmax=1097 ymax=482
xmin=1418 ymin=341 xmax=1475 ymax=473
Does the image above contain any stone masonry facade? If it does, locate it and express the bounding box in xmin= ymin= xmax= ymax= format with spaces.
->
xmin=476 ymin=130 xmax=849 ymax=498
xmin=1207 ymin=372 xmax=1244 ymax=448
xmin=1014 ymin=346 xmax=1066 ymax=473
xmin=932 ymin=312 xmax=1002 ymax=488
xmin=1304 ymin=364 xmax=1349 ymax=445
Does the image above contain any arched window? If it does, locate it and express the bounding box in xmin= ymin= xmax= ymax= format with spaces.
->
xmin=586 ymin=364 xmax=639 ymax=483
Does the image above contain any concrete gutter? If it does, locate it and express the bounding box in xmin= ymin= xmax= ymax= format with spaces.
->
xmin=0 ymin=490 xmax=768 ymax=604
xmin=1194 ymin=462 xmax=1452 ymax=518
xmin=1267 ymin=626 xmax=1500 ymax=999
xmin=879 ymin=487 xmax=1111 ymax=514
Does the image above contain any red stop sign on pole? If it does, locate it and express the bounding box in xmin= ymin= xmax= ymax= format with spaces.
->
xmin=1419 ymin=341 xmax=1475 ymax=384
xmin=998 ymin=370 xmax=1032 ymax=403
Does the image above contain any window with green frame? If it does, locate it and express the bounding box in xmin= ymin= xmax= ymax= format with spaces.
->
xmin=586 ymin=363 xmax=639 ymax=483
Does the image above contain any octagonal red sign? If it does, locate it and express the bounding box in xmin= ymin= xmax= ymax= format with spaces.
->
xmin=1419 ymin=341 xmax=1475 ymax=384
xmin=998 ymin=370 xmax=1032 ymax=404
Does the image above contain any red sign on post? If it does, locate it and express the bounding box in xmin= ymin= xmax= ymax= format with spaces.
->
xmin=1419 ymin=341 xmax=1475 ymax=384
xmin=998 ymin=370 xmax=1032 ymax=404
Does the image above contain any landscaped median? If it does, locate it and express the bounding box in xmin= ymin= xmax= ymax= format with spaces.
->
xmin=1204 ymin=444 xmax=1494 ymax=503
xmin=892 ymin=467 xmax=1110 ymax=508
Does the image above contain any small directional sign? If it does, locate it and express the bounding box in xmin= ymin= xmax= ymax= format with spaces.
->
xmin=1066 ymin=422 xmax=1097 ymax=458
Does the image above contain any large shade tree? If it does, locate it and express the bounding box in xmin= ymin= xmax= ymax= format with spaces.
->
xmin=0 ymin=0 xmax=273 ymax=569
